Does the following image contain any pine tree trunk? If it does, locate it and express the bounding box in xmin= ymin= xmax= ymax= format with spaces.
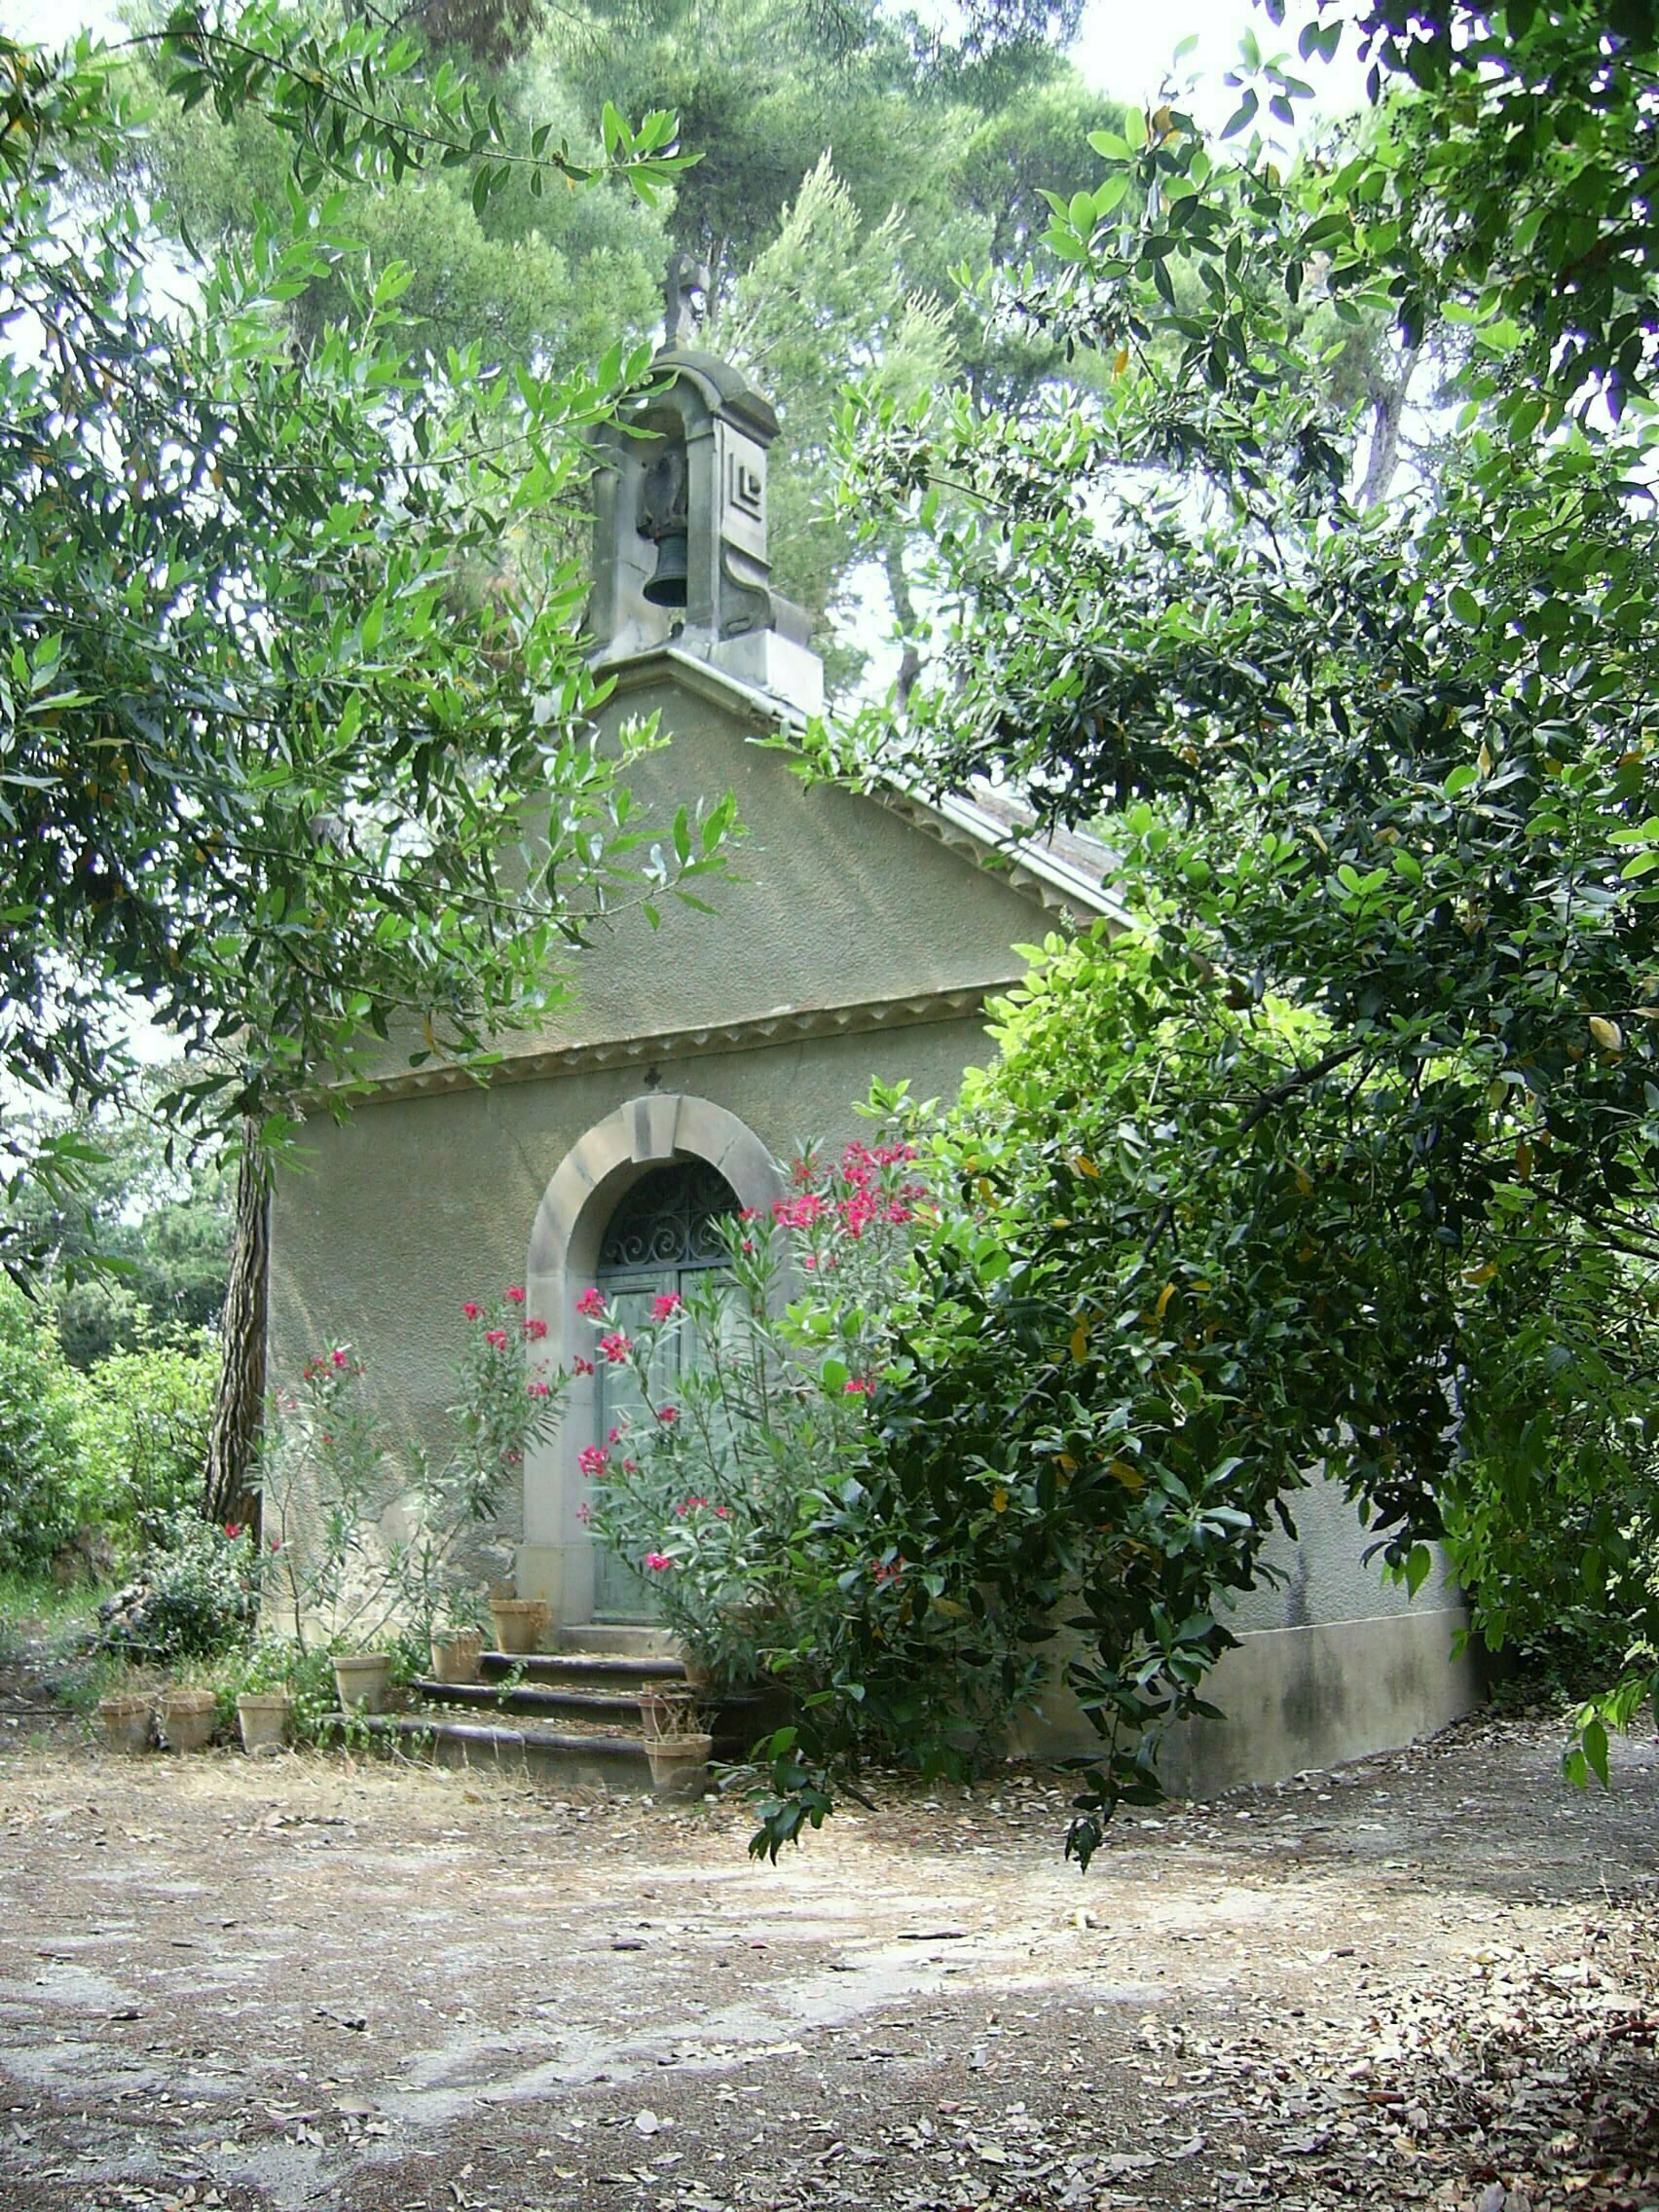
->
xmin=203 ymin=1120 xmax=271 ymax=1530
xmin=884 ymin=536 xmax=922 ymax=711
xmin=1359 ymin=343 xmax=1421 ymax=509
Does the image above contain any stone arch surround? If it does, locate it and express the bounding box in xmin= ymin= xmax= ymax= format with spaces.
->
xmin=517 ymin=1095 xmax=782 ymax=1637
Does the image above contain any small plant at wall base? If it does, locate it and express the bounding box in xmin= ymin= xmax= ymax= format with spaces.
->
xmin=256 ymin=1289 xmax=568 ymax=1652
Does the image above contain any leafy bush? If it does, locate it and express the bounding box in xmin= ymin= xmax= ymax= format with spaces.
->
xmin=0 ymin=1285 xmax=88 ymax=1573
xmin=578 ymin=1102 xmax=1059 ymax=1845
xmin=102 ymin=1511 xmax=258 ymax=1664
xmin=258 ymin=1290 xmax=566 ymax=1647
xmin=60 ymin=1334 xmax=215 ymax=1553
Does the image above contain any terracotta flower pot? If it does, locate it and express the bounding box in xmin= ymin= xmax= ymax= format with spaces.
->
xmin=157 ymin=1687 xmax=217 ymax=1752
xmin=645 ymin=1731 xmax=714 ymax=1800
xmin=96 ymin=1692 xmax=153 ymax=1755
xmin=487 ymin=1598 xmax=548 ymax=1656
xmin=332 ymin=1652 xmax=393 ymax=1714
xmin=237 ymin=1691 xmax=292 ymax=1754
xmin=639 ymin=1687 xmax=701 ymax=1743
xmin=429 ymin=1629 xmax=484 ymax=1684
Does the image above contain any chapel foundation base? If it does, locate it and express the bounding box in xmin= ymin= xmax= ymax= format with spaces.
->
xmin=1010 ymin=1607 xmax=1482 ymax=1800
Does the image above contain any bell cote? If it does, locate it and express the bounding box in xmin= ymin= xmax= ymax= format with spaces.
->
xmin=586 ymin=255 xmax=823 ymax=715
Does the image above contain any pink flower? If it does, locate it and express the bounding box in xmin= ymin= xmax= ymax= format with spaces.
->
xmin=505 ymin=1285 xmax=526 ymax=1305
xmin=608 ymin=1426 xmax=621 ymax=1445
xmin=485 ymin=1328 xmax=508 ymax=1349
xmin=527 ymin=1380 xmax=551 ymax=1398
xmin=575 ymin=1287 xmax=607 ymax=1319
xmin=461 ymin=1301 xmax=482 ymax=1320
xmin=571 ymin=1356 xmax=595 ymax=1377
xmin=843 ymin=1377 xmax=872 ymax=1395
xmin=224 ymin=1523 xmax=241 ymax=1540
xmin=331 ymin=1347 xmax=349 ymax=1370
xmin=523 ymin=1317 xmax=548 ymax=1341
xmin=714 ymin=1504 xmax=730 ymax=1519
xmin=268 ymin=1536 xmax=282 ymax=1553
xmin=575 ymin=1502 xmax=592 ymax=1527
xmin=578 ymin=1445 xmax=608 ymax=1478
xmin=623 ymin=1458 xmax=637 ymax=1473
xmin=651 ymin=1291 xmax=682 ymax=1321
xmin=644 ymin=1552 xmax=674 ymax=1572
xmin=657 ymin=1406 xmax=679 ymax=1423
xmin=598 ymin=1332 xmax=632 ymax=1364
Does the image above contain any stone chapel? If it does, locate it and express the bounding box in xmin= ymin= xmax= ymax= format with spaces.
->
xmin=267 ymin=292 xmax=1479 ymax=1793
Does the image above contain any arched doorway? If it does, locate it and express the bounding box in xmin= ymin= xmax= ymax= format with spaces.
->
xmin=519 ymin=1093 xmax=782 ymax=1641
xmin=590 ymin=1158 xmax=739 ymax=1619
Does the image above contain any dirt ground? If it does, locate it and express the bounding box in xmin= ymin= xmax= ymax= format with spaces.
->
xmin=0 ymin=1705 xmax=1655 ymax=2212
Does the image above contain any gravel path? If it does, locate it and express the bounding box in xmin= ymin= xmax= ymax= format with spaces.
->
xmin=0 ymin=1706 xmax=1654 ymax=2212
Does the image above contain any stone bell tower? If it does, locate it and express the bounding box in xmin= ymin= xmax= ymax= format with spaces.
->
xmin=586 ymin=254 xmax=823 ymax=715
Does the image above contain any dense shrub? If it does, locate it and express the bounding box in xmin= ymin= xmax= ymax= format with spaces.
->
xmin=0 ymin=1286 xmax=87 ymax=1574
xmin=61 ymin=1334 xmax=215 ymax=1552
xmin=100 ymin=1511 xmax=257 ymax=1663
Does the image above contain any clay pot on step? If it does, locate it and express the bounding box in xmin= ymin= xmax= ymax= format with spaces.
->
xmin=332 ymin=1652 xmax=393 ymax=1714
xmin=487 ymin=1598 xmax=548 ymax=1656
xmin=96 ymin=1692 xmax=153 ymax=1754
xmin=429 ymin=1629 xmax=484 ymax=1683
xmin=237 ymin=1691 xmax=292 ymax=1754
xmin=156 ymin=1686 xmax=217 ymax=1752
xmin=645 ymin=1731 xmax=714 ymax=1800
xmin=638 ymin=1686 xmax=700 ymax=1743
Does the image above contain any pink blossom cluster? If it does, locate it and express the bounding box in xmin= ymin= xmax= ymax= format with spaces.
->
xmin=578 ymin=1444 xmax=608 ymax=1479
xmin=301 ymin=1346 xmax=354 ymax=1382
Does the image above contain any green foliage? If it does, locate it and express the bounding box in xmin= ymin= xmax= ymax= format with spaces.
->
xmin=130 ymin=0 xmax=1130 ymax=695
xmin=61 ymin=1337 xmax=217 ymax=1553
xmin=102 ymin=1511 xmax=260 ymax=1664
xmin=258 ymin=1290 xmax=567 ymax=1645
xmin=0 ymin=1287 xmax=87 ymax=1575
xmin=793 ymin=4 xmax=1659 ymax=1843
xmin=2 ymin=1098 xmax=231 ymax=1365
xmin=1 ymin=10 xmax=730 ymax=1255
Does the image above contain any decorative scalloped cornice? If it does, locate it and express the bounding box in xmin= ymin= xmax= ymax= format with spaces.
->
xmin=336 ymin=984 xmax=1000 ymax=1108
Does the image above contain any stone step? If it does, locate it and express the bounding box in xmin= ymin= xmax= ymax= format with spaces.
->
xmin=334 ymin=1712 xmax=657 ymax=1792
xmin=413 ymin=1677 xmax=649 ymax=1722
xmin=478 ymin=1649 xmax=687 ymax=1686
xmin=413 ymin=1676 xmax=778 ymax=1762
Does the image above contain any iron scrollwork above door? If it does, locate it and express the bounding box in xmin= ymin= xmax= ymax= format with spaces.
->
xmin=598 ymin=1160 xmax=737 ymax=1272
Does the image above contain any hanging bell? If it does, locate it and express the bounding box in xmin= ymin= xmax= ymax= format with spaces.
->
xmin=643 ymin=528 xmax=689 ymax=608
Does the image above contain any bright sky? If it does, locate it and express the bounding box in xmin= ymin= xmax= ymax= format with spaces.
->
xmin=13 ymin=0 xmax=1370 ymax=128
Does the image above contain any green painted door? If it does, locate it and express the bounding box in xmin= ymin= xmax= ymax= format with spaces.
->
xmin=590 ymin=1161 xmax=737 ymax=1623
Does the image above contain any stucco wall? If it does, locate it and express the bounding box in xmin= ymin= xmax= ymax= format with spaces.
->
xmin=513 ymin=677 xmax=1050 ymax=1052
xmin=269 ymin=1014 xmax=997 ymax=1505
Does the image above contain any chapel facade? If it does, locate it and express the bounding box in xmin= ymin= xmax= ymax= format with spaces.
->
xmin=266 ymin=297 xmax=1480 ymax=1792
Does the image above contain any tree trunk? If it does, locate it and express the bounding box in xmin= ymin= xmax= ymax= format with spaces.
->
xmin=203 ymin=1118 xmax=271 ymax=1530
xmin=884 ymin=536 xmax=922 ymax=711
xmin=1359 ymin=342 xmax=1421 ymax=509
